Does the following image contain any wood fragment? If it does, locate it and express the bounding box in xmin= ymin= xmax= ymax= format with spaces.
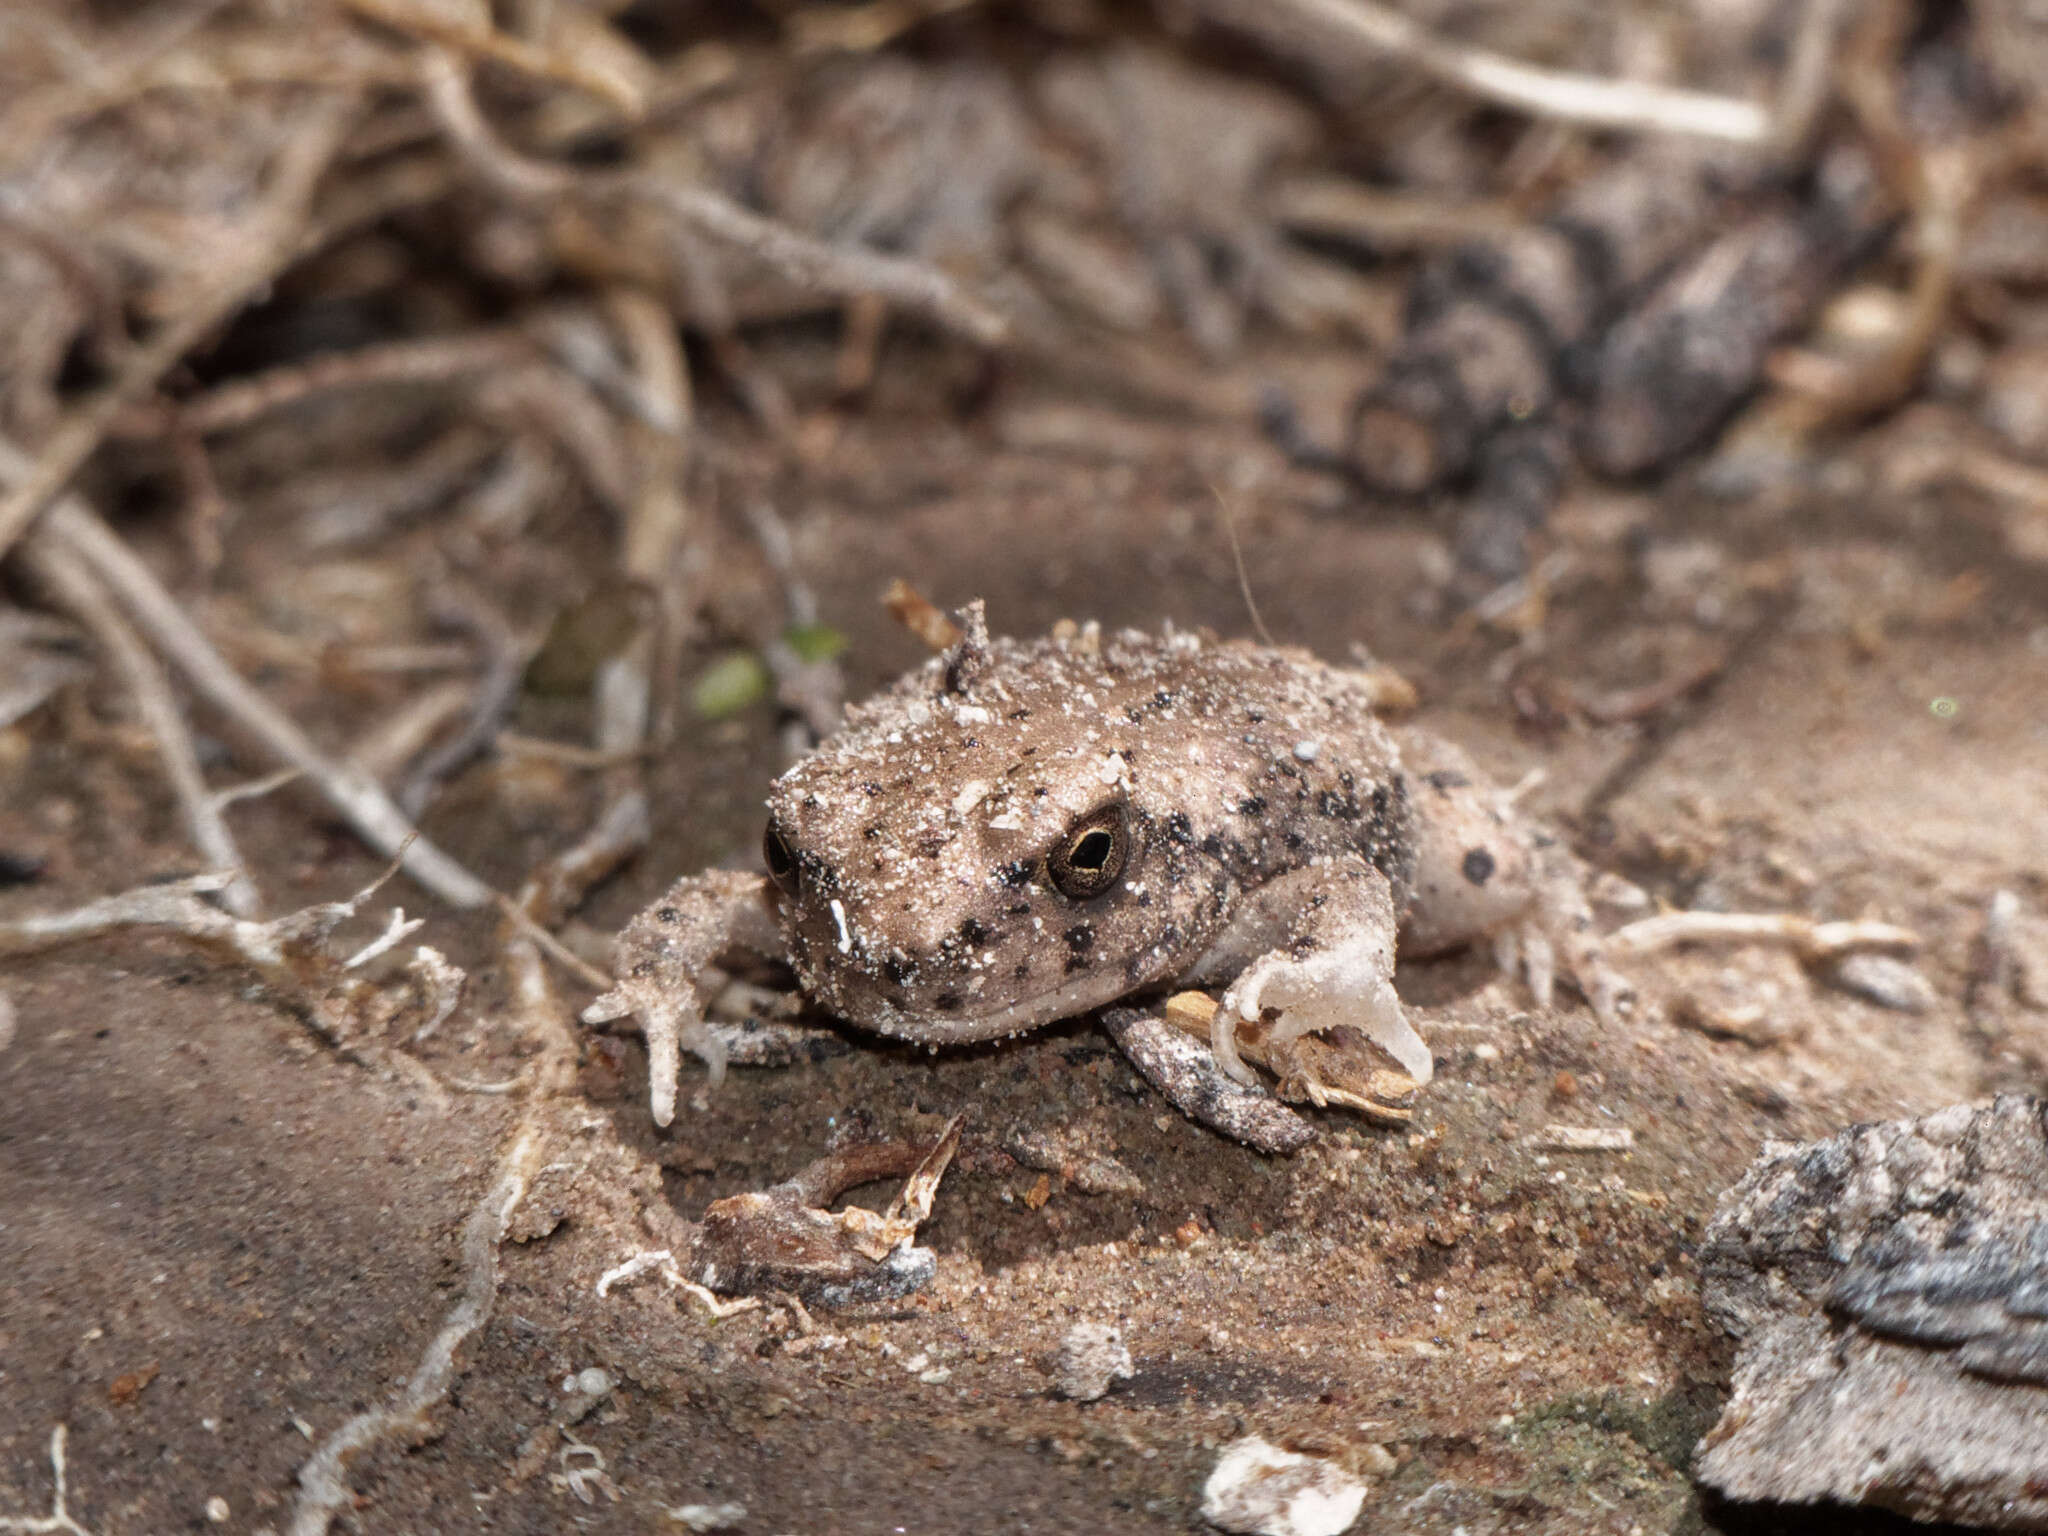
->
xmin=884 ymin=579 xmax=964 ymax=652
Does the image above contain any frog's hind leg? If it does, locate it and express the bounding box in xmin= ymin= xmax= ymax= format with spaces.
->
xmin=1396 ymin=732 xmax=1632 ymax=1025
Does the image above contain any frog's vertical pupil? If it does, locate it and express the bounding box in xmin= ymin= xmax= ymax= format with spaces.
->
xmin=763 ymin=821 xmax=799 ymax=896
xmin=1047 ymin=803 xmax=1128 ymax=899
xmin=1069 ymin=829 xmax=1114 ymax=870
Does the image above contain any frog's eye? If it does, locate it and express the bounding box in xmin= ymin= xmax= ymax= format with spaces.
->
xmin=763 ymin=820 xmax=800 ymax=897
xmin=1047 ymin=803 xmax=1128 ymax=900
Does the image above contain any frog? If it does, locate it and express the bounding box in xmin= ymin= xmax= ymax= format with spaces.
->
xmin=584 ymin=604 xmax=1627 ymax=1150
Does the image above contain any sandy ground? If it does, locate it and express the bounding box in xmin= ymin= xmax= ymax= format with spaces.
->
xmin=4 ymin=349 xmax=2044 ymax=1535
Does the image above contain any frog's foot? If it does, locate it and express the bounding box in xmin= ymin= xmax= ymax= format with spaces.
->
xmin=581 ymin=870 xmax=781 ymax=1127
xmin=583 ymin=978 xmax=721 ymax=1130
xmin=1220 ymin=941 xmax=1435 ymax=1091
xmin=1497 ymin=845 xmax=1634 ymax=1026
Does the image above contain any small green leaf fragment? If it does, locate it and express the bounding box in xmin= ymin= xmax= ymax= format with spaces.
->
xmin=784 ymin=623 xmax=848 ymax=664
xmin=692 ymin=651 xmax=772 ymax=719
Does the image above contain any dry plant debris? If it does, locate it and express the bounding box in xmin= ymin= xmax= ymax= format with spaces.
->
xmin=689 ymin=1115 xmax=965 ymax=1305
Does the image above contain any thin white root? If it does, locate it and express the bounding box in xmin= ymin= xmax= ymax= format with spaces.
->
xmin=594 ymin=1249 xmax=760 ymax=1318
xmin=0 ymin=1425 xmax=98 ymax=1536
xmin=288 ymin=1129 xmax=543 ymax=1536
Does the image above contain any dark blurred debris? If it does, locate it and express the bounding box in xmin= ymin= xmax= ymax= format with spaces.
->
xmin=1697 ymin=1095 xmax=2048 ymax=1529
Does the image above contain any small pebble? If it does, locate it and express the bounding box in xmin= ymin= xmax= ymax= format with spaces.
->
xmin=664 ymin=1502 xmax=747 ymax=1532
xmin=1056 ymin=1322 xmax=1134 ymax=1402
xmin=1200 ymin=1436 xmax=1366 ymax=1536
xmin=1829 ymin=952 xmax=1936 ymax=1013
xmin=205 ymin=1497 xmax=230 ymax=1524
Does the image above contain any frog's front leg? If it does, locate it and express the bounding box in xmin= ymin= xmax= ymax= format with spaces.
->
xmin=582 ymin=870 xmax=783 ymax=1127
xmin=1189 ymin=856 xmax=1434 ymax=1090
xmin=1397 ymin=732 xmax=1630 ymax=1024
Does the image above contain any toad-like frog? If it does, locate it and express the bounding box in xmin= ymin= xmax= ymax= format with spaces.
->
xmin=586 ymin=608 xmax=1625 ymax=1149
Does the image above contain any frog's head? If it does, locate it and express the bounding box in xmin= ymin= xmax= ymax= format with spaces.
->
xmin=759 ymin=624 xmax=1202 ymax=1043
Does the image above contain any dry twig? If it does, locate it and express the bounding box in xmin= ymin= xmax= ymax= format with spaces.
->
xmin=0 ymin=433 xmax=492 ymax=907
xmin=0 ymin=93 xmax=357 ymax=562
xmin=1608 ymin=911 xmax=1920 ymax=963
xmin=1193 ymin=0 xmax=1772 ymax=143
xmin=20 ymin=534 xmax=262 ymax=917
xmin=417 ymin=46 xmax=1007 ymax=347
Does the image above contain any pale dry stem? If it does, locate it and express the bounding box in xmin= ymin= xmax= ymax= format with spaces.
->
xmin=287 ymin=1128 xmax=545 ymax=1536
xmin=1608 ymin=911 xmax=1920 ymax=963
xmin=0 ymin=445 xmax=494 ymax=908
xmin=21 ymin=532 xmax=262 ymax=917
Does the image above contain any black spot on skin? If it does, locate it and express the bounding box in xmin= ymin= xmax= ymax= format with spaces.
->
xmin=1154 ymin=689 xmax=1176 ymax=709
xmin=883 ymin=954 xmax=914 ymax=986
xmin=656 ymin=906 xmax=680 ymax=924
xmin=803 ymin=793 xmax=823 ymax=808
xmin=630 ymin=960 xmax=655 ymax=978
xmin=998 ymin=859 xmax=1036 ymax=888
xmin=1009 ymin=708 xmax=1032 ymax=720
xmin=1245 ymin=706 xmax=1266 ymax=723
xmin=1237 ymin=795 xmax=1267 ymax=817
xmin=963 ymin=737 xmax=981 ymax=749
xmin=1319 ymin=791 xmax=1358 ymax=820
xmin=1064 ymin=925 xmax=1095 ymax=954
xmin=1006 ymin=901 xmax=1032 ymax=916
xmin=1284 ymin=831 xmax=1304 ymax=851
xmin=1200 ymin=833 xmax=1226 ymax=858
xmin=1136 ymin=892 xmax=1152 ymax=908
xmin=1290 ymin=935 xmax=1319 ymax=959
xmin=1425 ymin=769 xmax=1472 ymax=795
xmin=933 ymin=993 xmax=964 ymax=1012
xmin=1371 ymin=784 xmax=1390 ymax=822
xmin=956 ymin=917 xmax=991 ymax=947
xmin=1462 ymin=847 xmax=1498 ymax=886
xmin=1014 ymin=961 xmax=1033 ymax=979
xmin=863 ymin=825 xmax=883 ymax=840
xmin=1166 ymin=812 xmax=1194 ymax=846
xmin=1033 ymin=786 xmax=1049 ymax=798
xmin=862 ymin=781 xmax=885 ymax=797
xmin=1125 ymin=706 xmax=1146 ymax=724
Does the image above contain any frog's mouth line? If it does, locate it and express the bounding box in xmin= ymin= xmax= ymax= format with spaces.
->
xmin=846 ymin=962 xmax=1174 ymax=1046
